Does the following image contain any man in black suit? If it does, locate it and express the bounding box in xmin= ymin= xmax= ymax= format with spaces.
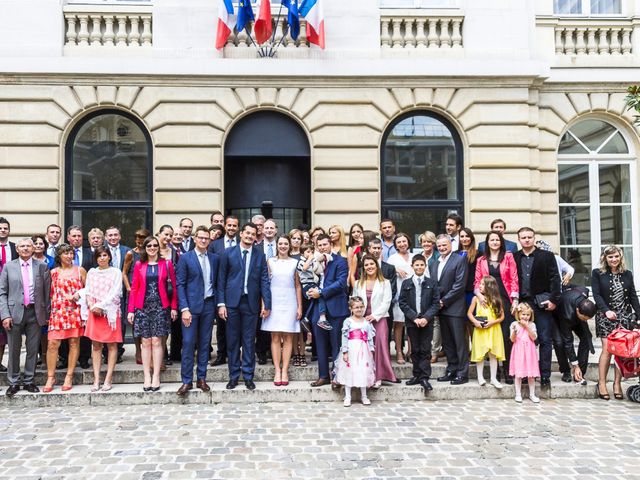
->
xmin=65 ymin=225 xmax=92 ymax=368
xmin=217 ymin=222 xmax=271 ymax=390
xmin=445 ymin=213 xmax=463 ymax=252
xmin=87 ymin=228 xmax=105 ymax=268
xmin=45 ymin=223 xmax=62 ymax=259
xmin=0 ymin=217 xmax=17 ymax=273
xmin=513 ymin=227 xmax=561 ymax=386
xmin=430 ymin=234 xmax=469 ymax=384
xmin=180 ymin=218 xmax=195 ymax=253
xmin=477 ymin=219 xmax=519 ymax=255
xmin=367 ymin=237 xmax=396 ymax=330
xmin=556 ymin=285 xmax=596 ymax=383
xmin=399 ymin=254 xmax=440 ymax=392
xmin=209 ymin=215 xmax=240 ymax=365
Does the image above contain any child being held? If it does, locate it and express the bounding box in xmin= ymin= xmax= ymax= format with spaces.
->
xmin=334 ymin=296 xmax=376 ymax=406
xmin=297 ymin=243 xmax=333 ymax=331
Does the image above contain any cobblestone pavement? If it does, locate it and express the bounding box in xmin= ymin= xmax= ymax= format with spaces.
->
xmin=0 ymin=399 xmax=638 ymax=480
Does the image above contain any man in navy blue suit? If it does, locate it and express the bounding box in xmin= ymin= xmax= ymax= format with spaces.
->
xmin=477 ymin=219 xmax=518 ymax=254
xmin=217 ymin=222 xmax=271 ymax=390
xmin=307 ymin=234 xmax=350 ymax=387
xmin=176 ymin=225 xmax=219 ymax=396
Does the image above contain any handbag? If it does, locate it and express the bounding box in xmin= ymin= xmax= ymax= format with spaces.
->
xmin=300 ymin=316 xmax=312 ymax=334
xmin=164 ymin=260 xmax=173 ymax=301
xmin=606 ymin=327 xmax=640 ymax=358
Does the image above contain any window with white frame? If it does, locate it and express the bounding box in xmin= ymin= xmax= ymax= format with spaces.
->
xmin=553 ymin=0 xmax=621 ymax=15
xmin=557 ymin=118 xmax=636 ymax=286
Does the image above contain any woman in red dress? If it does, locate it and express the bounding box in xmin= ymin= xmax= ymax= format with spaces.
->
xmin=44 ymin=243 xmax=87 ymax=392
xmin=83 ymin=246 xmax=123 ymax=392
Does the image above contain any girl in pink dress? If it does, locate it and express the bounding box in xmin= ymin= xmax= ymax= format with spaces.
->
xmin=509 ymin=302 xmax=540 ymax=404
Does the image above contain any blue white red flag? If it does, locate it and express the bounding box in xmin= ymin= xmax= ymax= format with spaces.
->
xmin=299 ymin=0 xmax=324 ymax=49
xmin=254 ymin=0 xmax=273 ymax=44
xmin=215 ymin=0 xmax=235 ymax=50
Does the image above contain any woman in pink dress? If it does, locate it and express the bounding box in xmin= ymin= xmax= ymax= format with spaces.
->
xmin=83 ymin=246 xmax=123 ymax=392
xmin=352 ymin=254 xmax=397 ymax=387
xmin=44 ymin=243 xmax=87 ymax=393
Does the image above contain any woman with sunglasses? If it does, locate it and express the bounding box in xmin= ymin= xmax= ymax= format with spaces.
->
xmin=127 ymin=236 xmax=178 ymax=392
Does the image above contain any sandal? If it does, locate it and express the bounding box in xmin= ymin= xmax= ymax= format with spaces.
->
xmin=300 ymin=355 xmax=307 ymax=367
xmin=596 ymin=383 xmax=610 ymax=401
xmin=101 ymin=383 xmax=113 ymax=392
xmin=43 ymin=376 xmax=56 ymax=393
xmin=61 ymin=374 xmax=73 ymax=392
xmin=90 ymin=383 xmax=100 ymax=393
xmin=293 ymin=355 xmax=301 ymax=367
xmin=613 ymin=384 xmax=624 ymax=400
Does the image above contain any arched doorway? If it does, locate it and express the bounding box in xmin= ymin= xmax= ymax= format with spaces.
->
xmin=224 ymin=111 xmax=311 ymax=232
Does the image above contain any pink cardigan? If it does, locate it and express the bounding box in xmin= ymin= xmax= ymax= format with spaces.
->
xmin=128 ymin=260 xmax=178 ymax=313
xmin=474 ymin=252 xmax=519 ymax=300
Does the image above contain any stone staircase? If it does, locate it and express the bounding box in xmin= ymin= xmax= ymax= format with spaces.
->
xmin=0 ymin=353 xmax=621 ymax=408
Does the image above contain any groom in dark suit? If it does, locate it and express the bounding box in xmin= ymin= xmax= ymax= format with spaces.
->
xmin=430 ymin=234 xmax=469 ymax=385
xmin=176 ymin=226 xmax=219 ymax=396
xmin=217 ymin=222 xmax=271 ymax=390
xmin=308 ymin=234 xmax=350 ymax=387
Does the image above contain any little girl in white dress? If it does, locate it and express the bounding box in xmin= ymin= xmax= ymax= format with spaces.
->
xmin=334 ymin=297 xmax=376 ymax=406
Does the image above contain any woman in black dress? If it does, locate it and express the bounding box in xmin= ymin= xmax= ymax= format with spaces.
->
xmin=591 ymin=245 xmax=640 ymax=400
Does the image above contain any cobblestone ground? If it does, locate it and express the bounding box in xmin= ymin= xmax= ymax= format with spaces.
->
xmin=0 ymin=399 xmax=638 ymax=480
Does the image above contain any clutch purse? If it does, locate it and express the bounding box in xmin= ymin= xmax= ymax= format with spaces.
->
xmin=300 ymin=316 xmax=312 ymax=334
xmin=534 ymin=293 xmax=551 ymax=310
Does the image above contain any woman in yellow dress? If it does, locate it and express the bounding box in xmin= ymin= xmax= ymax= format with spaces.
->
xmin=467 ymin=276 xmax=505 ymax=388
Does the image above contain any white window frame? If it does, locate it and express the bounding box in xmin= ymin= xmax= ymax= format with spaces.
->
xmin=558 ymin=120 xmax=638 ymax=279
xmin=379 ymin=0 xmax=458 ymax=8
xmin=553 ymin=0 xmax=623 ymax=17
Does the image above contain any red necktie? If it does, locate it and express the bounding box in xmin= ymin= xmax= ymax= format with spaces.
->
xmin=0 ymin=244 xmax=6 ymax=268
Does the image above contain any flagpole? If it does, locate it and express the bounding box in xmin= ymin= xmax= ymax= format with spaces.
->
xmin=270 ymin=24 xmax=289 ymax=57
xmin=266 ymin=2 xmax=284 ymax=57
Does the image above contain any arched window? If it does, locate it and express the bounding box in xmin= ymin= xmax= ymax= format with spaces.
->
xmin=65 ymin=110 xmax=153 ymax=242
xmin=557 ymin=118 xmax=637 ymax=285
xmin=381 ymin=112 xmax=463 ymax=244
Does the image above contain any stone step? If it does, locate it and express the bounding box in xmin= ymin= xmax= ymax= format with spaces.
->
xmin=0 ymin=373 xmax=607 ymax=408
xmin=5 ymin=357 xmax=611 ymax=386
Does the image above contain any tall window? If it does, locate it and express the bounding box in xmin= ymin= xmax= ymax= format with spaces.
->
xmin=65 ymin=110 xmax=152 ymax=244
xmin=553 ymin=0 xmax=621 ymax=15
xmin=381 ymin=112 xmax=463 ymax=245
xmin=557 ymin=118 xmax=636 ymax=286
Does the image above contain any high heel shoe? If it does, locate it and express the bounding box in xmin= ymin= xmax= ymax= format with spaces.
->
xmin=61 ymin=375 xmax=73 ymax=392
xmin=613 ymin=384 xmax=624 ymax=400
xmin=596 ymin=383 xmax=610 ymax=401
xmin=43 ymin=376 xmax=56 ymax=393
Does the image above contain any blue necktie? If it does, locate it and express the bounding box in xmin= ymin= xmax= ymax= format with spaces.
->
xmin=267 ymin=243 xmax=274 ymax=259
xmin=73 ymin=248 xmax=80 ymax=266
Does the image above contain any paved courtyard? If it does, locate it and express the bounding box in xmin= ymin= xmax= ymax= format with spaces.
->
xmin=0 ymin=398 xmax=638 ymax=479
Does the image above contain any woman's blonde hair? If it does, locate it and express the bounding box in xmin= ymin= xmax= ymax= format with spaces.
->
xmin=599 ymin=244 xmax=627 ymax=274
xmin=516 ymin=302 xmax=535 ymax=323
xmin=418 ymin=230 xmax=436 ymax=245
xmin=328 ymin=224 xmax=347 ymax=257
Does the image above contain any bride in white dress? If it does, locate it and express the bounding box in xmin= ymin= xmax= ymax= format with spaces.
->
xmin=261 ymin=235 xmax=303 ymax=386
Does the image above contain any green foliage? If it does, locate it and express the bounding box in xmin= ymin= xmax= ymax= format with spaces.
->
xmin=624 ymin=86 xmax=640 ymax=125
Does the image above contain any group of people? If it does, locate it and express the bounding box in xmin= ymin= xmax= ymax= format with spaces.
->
xmin=0 ymin=212 xmax=638 ymax=404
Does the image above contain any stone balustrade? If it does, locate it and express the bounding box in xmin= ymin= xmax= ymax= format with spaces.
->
xmin=64 ymin=6 xmax=153 ymax=48
xmin=224 ymin=14 xmax=310 ymax=57
xmin=544 ymin=18 xmax=638 ymax=56
xmin=380 ymin=10 xmax=464 ymax=49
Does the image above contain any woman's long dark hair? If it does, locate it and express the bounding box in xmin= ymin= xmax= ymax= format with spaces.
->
xmin=139 ymin=236 xmax=164 ymax=264
xmin=460 ymin=227 xmax=477 ymax=263
xmin=483 ymin=231 xmax=506 ymax=263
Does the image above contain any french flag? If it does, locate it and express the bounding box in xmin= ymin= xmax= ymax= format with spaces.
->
xmin=299 ymin=0 xmax=325 ymax=49
xmin=215 ymin=0 xmax=235 ymax=50
xmin=254 ymin=0 xmax=273 ymax=44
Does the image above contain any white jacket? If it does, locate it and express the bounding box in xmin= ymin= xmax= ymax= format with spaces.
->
xmin=352 ymin=279 xmax=392 ymax=321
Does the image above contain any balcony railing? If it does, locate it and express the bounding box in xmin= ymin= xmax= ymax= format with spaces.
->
xmin=63 ymin=4 xmax=153 ymax=49
xmin=380 ymin=9 xmax=463 ymax=50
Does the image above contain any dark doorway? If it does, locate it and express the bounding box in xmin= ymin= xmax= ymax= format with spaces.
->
xmin=225 ymin=111 xmax=311 ymax=233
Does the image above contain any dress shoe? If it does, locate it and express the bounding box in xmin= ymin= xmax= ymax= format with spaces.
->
xmin=150 ymin=386 xmax=161 ymax=392
xmin=23 ymin=384 xmax=40 ymax=393
xmin=0 ymin=364 xmax=7 ymax=372
xmin=5 ymin=385 xmax=19 ymax=397
xmin=257 ymin=354 xmax=267 ymax=365
xmin=177 ymin=383 xmax=193 ymax=396
xmin=310 ymin=378 xmax=330 ymax=387
xmin=450 ymin=376 xmax=468 ymax=385
xmin=165 ymin=359 xmax=173 ymax=366
xmin=80 ymin=360 xmax=91 ymax=370
xmin=244 ymin=379 xmax=256 ymax=390
xmin=405 ymin=376 xmax=421 ymax=386
xmin=196 ymin=380 xmax=211 ymax=392
xmin=540 ymin=377 xmax=551 ymax=386
xmin=226 ymin=379 xmax=238 ymax=390
xmin=420 ymin=379 xmax=433 ymax=391
xmin=211 ymin=356 xmax=226 ymax=366
xmin=437 ymin=373 xmax=455 ymax=382
xmin=561 ymin=372 xmax=572 ymax=383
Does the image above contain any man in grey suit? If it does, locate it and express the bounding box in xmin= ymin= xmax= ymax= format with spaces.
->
xmin=430 ymin=234 xmax=469 ymax=385
xmin=0 ymin=238 xmax=51 ymax=397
